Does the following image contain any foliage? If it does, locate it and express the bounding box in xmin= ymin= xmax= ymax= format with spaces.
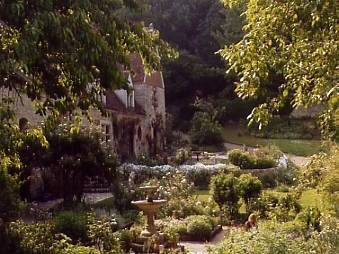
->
xmin=300 ymin=144 xmax=339 ymax=216
xmin=238 ymin=174 xmax=262 ymax=213
xmin=6 ymin=218 xmax=118 ymax=254
xmin=0 ymin=102 xmax=47 ymax=221
xmin=228 ymin=149 xmax=256 ymax=169
xmin=54 ymin=211 xmax=88 ymax=242
xmin=138 ymin=1 xmax=245 ymax=127
xmin=208 ymin=217 xmax=339 ymax=254
xmin=158 ymin=215 xmax=216 ymax=242
xmin=186 ymin=169 xmax=214 ymax=190
xmin=0 ymin=161 xmax=23 ymax=223
xmin=175 ymin=148 xmax=191 ymax=165
xmin=210 ymin=173 xmax=240 ymax=218
xmin=253 ymin=192 xmax=301 ymax=222
xmin=0 ymin=0 xmax=173 ymax=116
xmin=296 ymin=207 xmax=321 ymax=232
xmin=155 ymin=171 xmax=206 ymax=218
xmin=186 ymin=215 xmax=214 ymax=241
xmin=190 ymin=111 xmax=224 ymax=146
xmin=87 ymin=214 xmax=122 ymax=254
xmin=220 ymin=0 xmax=338 ymax=138
xmin=9 ymin=220 xmax=61 ymax=254
xmin=228 ymin=149 xmax=276 ymax=169
xmin=41 ymin=124 xmax=117 ymax=205
xmin=223 ymin=124 xmax=323 ymax=156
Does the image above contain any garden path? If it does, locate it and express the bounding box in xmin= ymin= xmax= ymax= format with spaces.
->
xmin=83 ymin=192 xmax=113 ymax=204
xmin=180 ymin=227 xmax=229 ymax=254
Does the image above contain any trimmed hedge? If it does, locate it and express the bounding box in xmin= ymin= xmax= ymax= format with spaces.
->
xmin=228 ymin=149 xmax=276 ymax=169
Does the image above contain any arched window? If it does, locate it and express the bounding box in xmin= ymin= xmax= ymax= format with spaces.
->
xmin=138 ymin=127 xmax=142 ymax=139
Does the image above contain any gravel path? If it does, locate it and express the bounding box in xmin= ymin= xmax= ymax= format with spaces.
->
xmin=83 ymin=192 xmax=113 ymax=204
xmin=180 ymin=227 xmax=229 ymax=254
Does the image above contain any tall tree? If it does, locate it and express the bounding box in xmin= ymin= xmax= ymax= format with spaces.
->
xmin=220 ymin=0 xmax=338 ymax=138
xmin=0 ymin=0 xmax=172 ymax=116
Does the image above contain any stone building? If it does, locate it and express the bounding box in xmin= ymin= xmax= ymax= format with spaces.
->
xmin=4 ymin=53 xmax=166 ymax=160
xmin=99 ymin=53 xmax=166 ymax=160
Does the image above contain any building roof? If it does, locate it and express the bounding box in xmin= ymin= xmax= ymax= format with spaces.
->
xmin=129 ymin=53 xmax=164 ymax=89
xmin=105 ymin=91 xmax=145 ymax=116
xmin=144 ymin=71 xmax=164 ymax=88
xmin=129 ymin=53 xmax=145 ymax=83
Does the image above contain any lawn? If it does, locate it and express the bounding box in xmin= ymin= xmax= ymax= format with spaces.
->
xmin=194 ymin=189 xmax=210 ymax=202
xmin=223 ymin=125 xmax=323 ymax=156
xmin=299 ymin=189 xmax=324 ymax=210
xmin=194 ymin=188 xmax=325 ymax=213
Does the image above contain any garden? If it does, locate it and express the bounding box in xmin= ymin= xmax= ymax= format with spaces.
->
xmin=0 ymin=0 xmax=338 ymax=254
xmin=1 ymin=114 xmax=338 ymax=253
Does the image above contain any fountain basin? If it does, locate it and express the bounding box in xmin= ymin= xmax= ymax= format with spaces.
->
xmin=131 ymin=199 xmax=167 ymax=213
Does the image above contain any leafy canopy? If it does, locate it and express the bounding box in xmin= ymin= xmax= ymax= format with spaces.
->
xmin=0 ymin=0 xmax=173 ymax=115
xmin=220 ymin=0 xmax=338 ymax=138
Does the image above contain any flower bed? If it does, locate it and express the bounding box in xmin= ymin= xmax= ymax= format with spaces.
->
xmin=157 ymin=215 xmax=222 ymax=242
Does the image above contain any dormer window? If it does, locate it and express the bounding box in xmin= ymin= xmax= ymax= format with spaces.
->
xmin=127 ymin=91 xmax=135 ymax=108
xmin=101 ymin=93 xmax=107 ymax=105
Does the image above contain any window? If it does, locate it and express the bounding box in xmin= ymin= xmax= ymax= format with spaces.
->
xmin=100 ymin=122 xmax=112 ymax=145
xmin=101 ymin=94 xmax=107 ymax=105
xmin=127 ymin=92 xmax=134 ymax=108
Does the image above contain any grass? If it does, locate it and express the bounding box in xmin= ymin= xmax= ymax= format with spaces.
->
xmin=195 ymin=187 xmax=324 ymax=214
xmin=223 ymin=125 xmax=323 ymax=156
xmin=299 ymin=189 xmax=323 ymax=210
xmin=194 ymin=189 xmax=210 ymax=202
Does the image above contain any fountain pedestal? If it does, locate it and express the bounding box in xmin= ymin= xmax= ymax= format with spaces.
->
xmin=131 ymin=186 xmax=166 ymax=237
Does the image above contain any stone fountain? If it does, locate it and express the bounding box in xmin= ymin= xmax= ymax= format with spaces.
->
xmin=132 ymin=185 xmax=167 ymax=237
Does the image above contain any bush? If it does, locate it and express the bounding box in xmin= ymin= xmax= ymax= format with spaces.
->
xmin=209 ymin=217 xmax=339 ymax=254
xmin=252 ymin=193 xmax=301 ymax=222
xmin=175 ymin=148 xmax=191 ymax=165
xmin=54 ymin=211 xmax=88 ymax=242
xmin=210 ymin=173 xmax=240 ymax=218
xmin=186 ymin=169 xmax=213 ymax=189
xmin=190 ymin=112 xmax=224 ymax=147
xmin=238 ymin=174 xmax=262 ymax=213
xmin=228 ymin=149 xmax=256 ymax=169
xmin=186 ymin=215 xmax=214 ymax=241
xmin=0 ymin=163 xmax=23 ymax=223
xmin=228 ymin=149 xmax=276 ymax=169
xmin=296 ymin=207 xmax=321 ymax=232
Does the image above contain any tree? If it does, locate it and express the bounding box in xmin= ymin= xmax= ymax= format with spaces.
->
xmin=220 ymin=0 xmax=338 ymax=138
xmin=0 ymin=0 xmax=172 ymax=116
xmin=238 ymin=174 xmax=262 ymax=213
xmin=0 ymin=101 xmax=47 ymax=222
xmin=190 ymin=111 xmax=224 ymax=147
xmin=42 ymin=124 xmax=117 ymax=206
xmin=210 ymin=173 xmax=240 ymax=218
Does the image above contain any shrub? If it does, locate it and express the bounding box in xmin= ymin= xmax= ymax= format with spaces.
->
xmin=87 ymin=215 xmax=122 ymax=254
xmin=238 ymin=174 xmax=262 ymax=213
xmin=255 ymin=157 xmax=276 ymax=169
xmin=228 ymin=149 xmax=256 ymax=169
xmin=210 ymin=173 xmax=240 ymax=218
xmin=156 ymin=171 xmax=206 ymax=218
xmin=186 ymin=215 xmax=214 ymax=241
xmin=116 ymin=229 xmax=132 ymax=251
xmin=175 ymin=148 xmax=191 ymax=165
xmin=54 ymin=211 xmax=88 ymax=242
xmin=296 ymin=207 xmax=321 ymax=232
xmin=186 ymin=169 xmax=213 ymax=189
xmin=190 ymin=112 xmax=224 ymax=147
xmin=208 ymin=217 xmax=339 ymax=254
xmin=252 ymin=192 xmax=301 ymax=222
xmin=228 ymin=149 xmax=276 ymax=169
xmin=0 ymin=163 xmax=23 ymax=223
